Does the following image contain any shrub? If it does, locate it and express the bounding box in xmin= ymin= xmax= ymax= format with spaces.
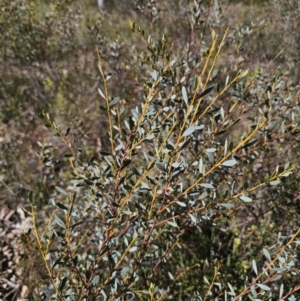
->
xmin=0 ymin=0 xmax=292 ymax=300
xmin=22 ymin=1 xmax=300 ymax=299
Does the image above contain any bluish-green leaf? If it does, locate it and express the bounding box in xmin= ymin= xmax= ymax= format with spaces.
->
xmin=239 ymin=195 xmax=252 ymax=203
xmin=270 ymin=180 xmax=281 ymax=186
xmin=150 ymin=70 xmax=158 ymax=81
xmin=156 ymin=162 xmax=167 ymax=172
xmin=98 ymin=87 xmax=106 ymax=99
xmin=182 ymin=86 xmax=188 ymax=105
xmin=176 ymin=201 xmax=186 ymax=207
xmin=110 ymin=97 xmax=120 ymax=106
xmin=182 ymin=125 xmax=204 ymax=137
xmin=279 ymin=284 xmax=284 ymax=299
xmin=200 ymin=183 xmax=215 ymax=189
xmin=257 ymin=284 xmax=270 ymax=291
xmin=222 ymin=159 xmax=237 ymax=167
xmin=55 ymin=186 xmax=68 ymax=196
xmin=252 ymin=259 xmax=258 ymax=275
xmin=167 ymin=221 xmax=178 ymax=228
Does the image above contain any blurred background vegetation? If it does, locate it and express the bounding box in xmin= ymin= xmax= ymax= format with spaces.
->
xmin=1 ymin=0 xmax=300 ymax=299
xmin=1 ymin=0 xmax=299 ymax=207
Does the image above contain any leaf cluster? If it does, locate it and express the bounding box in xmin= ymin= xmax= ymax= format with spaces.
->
xmin=1 ymin=0 xmax=300 ymax=300
xmin=24 ymin=5 xmax=300 ymax=300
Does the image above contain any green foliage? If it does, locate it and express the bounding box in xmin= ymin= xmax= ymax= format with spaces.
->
xmin=1 ymin=0 xmax=300 ymax=300
xmin=22 ymin=2 xmax=300 ymax=300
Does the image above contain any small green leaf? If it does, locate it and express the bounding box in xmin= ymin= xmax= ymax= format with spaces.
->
xmin=252 ymin=259 xmax=258 ymax=275
xmin=92 ymin=275 xmax=100 ymax=286
xmin=200 ymin=183 xmax=214 ymax=189
xmin=150 ymin=70 xmax=158 ymax=81
xmin=270 ymin=180 xmax=281 ymax=186
xmin=239 ymin=69 xmax=249 ymax=77
xmin=225 ymin=75 xmax=230 ymax=86
xmin=216 ymin=130 xmax=226 ymax=135
xmin=282 ymin=171 xmax=292 ymax=177
xmin=182 ymin=127 xmax=194 ymax=137
xmin=121 ymin=158 xmax=132 ymax=170
xmin=167 ymin=221 xmax=178 ymax=228
xmin=56 ymin=202 xmax=68 ymax=210
xmin=68 ymin=193 xmax=76 ymax=217
xmin=176 ymin=201 xmax=186 ymax=207
xmin=131 ymin=167 xmax=140 ymax=176
xmin=182 ymin=125 xmax=204 ymax=137
xmin=182 ymin=86 xmax=188 ymax=105
xmin=198 ymin=86 xmax=213 ymax=98
xmin=176 ymin=138 xmax=191 ymax=152
xmin=145 ymin=133 xmax=155 ymax=140
xmin=189 ymin=214 xmax=197 ymax=223
xmin=70 ymin=220 xmax=84 ymax=231
xmin=239 ymin=195 xmax=252 ymax=203
xmin=224 ymin=139 xmax=228 ymax=156
xmin=168 ymin=272 xmax=175 ymax=280
xmin=263 ymin=248 xmax=271 ymax=261
xmin=28 ymin=191 xmax=34 ymax=204
xmin=55 ymin=186 xmax=68 ymax=196
xmin=156 ymin=162 xmax=166 ymax=172
xmin=205 ymin=148 xmax=216 ymax=153
xmin=220 ymin=203 xmax=235 ymax=209
xmin=52 ymin=256 xmax=62 ymax=269
xmin=129 ymin=246 xmax=138 ymax=252
xmin=279 ymin=284 xmax=284 ymax=299
xmin=41 ymin=274 xmax=49 ymax=280
xmin=98 ymin=87 xmax=106 ymax=99
xmin=65 ymin=128 xmax=70 ymax=137
xmin=257 ymin=284 xmax=270 ymax=291
xmin=59 ymin=277 xmax=67 ymax=292
xmin=110 ymin=97 xmax=120 ymax=106
xmin=166 ymin=144 xmax=174 ymax=151
xmin=227 ymin=282 xmax=236 ymax=296
xmin=211 ymin=29 xmax=216 ymax=39
xmin=222 ymin=159 xmax=237 ymax=167
xmin=65 ymin=288 xmax=72 ymax=297
xmin=250 ymin=284 xmax=257 ymax=297
xmin=54 ymin=215 xmax=66 ymax=229
xmin=242 ymin=139 xmax=258 ymax=149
